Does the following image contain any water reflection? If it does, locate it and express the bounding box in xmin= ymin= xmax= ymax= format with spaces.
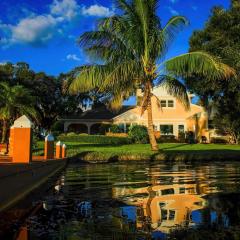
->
xmin=10 ymin=162 xmax=240 ymax=239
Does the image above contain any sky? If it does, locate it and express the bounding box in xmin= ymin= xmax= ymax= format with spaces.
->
xmin=0 ymin=0 xmax=230 ymax=77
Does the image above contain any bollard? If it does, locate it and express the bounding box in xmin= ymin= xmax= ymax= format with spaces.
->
xmin=44 ymin=134 xmax=54 ymax=160
xmin=62 ymin=144 xmax=67 ymax=158
xmin=55 ymin=141 xmax=62 ymax=159
xmin=12 ymin=115 xmax=32 ymax=163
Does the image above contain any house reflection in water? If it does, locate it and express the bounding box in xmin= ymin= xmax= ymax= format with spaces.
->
xmin=113 ymin=173 xmax=217 ymax=234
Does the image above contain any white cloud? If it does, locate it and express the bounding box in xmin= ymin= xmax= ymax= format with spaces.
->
xmin=66 ymin=54 xmax=81 ymax=61
xmin=10 ymin=15 xmax=59 ymax=45
xmin=50 ymin=0 xmax=79 ymax=20
xmin=0 ymin=1 xmax=115 ymax=48
xmin=167 ymin=7 xmax=179 ymax=15
xmin=82 ymin=4 xmax=114 ymax=17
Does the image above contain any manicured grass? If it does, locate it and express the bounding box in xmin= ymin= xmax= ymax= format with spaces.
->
xmin=34 ymin=140 xmax=240 ymax=162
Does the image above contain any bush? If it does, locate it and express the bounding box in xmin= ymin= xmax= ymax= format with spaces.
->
xmin=66 ymin=132 xmax=77 ymax=137
xmin=109 ymin=124 xmax=122 ymax=133
xmin=51 ymin=121 xmax=64 ymax=132
xmin=157 ymin=135 xmax=178 ymax=143
xmin=58 ymin=134 xmax=132 ymax=145
xmin=185 ymin=131 xmax=196 ymax=144
xmin=210 ymin=137 xmax=228 ymax=144
xmin=178 ymin=132 xmax=186 ymax=143
xmin=99 ymin=124 xmax=111 ymax=135
xmin=128 ymin=125 xmax=149 ymax=144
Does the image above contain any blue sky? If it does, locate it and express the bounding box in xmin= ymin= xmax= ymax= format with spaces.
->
xmin=0 ymin=0 xmax=230 ymax=77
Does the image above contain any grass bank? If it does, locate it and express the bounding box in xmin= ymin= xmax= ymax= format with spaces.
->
xmin=35 ymin=135 xmax=240 ymax=162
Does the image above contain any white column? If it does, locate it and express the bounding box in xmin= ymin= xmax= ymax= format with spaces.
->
xmin=173 ymin=124 xmax=178 ymax=137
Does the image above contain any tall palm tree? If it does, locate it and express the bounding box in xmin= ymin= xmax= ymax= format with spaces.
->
xmin=0 ymin=82 xmax=37 ymax=143
xmin=69 ymin=0 xmax=235 ymax=151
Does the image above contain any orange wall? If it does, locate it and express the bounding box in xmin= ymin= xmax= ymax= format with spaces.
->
xmin=12 ymin=128 xmax=32 ymax=163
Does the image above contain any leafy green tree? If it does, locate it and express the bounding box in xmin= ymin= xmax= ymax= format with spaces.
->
xmin=0 ymin=62 xmax=86 ymax=132
xmin=69 ymin=0 xmax=234 ymax=151
xmin=0 ymin=82 xmax=37 ymax=143
xmin=187 ymin=0 xmax=240 ymax=142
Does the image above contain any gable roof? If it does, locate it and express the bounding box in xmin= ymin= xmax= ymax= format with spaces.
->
xmin=60 ymin=105 xmax=135 ymax=120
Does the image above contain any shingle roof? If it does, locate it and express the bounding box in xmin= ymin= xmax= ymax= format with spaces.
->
xmin=61 ymin=105 xmax=135 ymax=120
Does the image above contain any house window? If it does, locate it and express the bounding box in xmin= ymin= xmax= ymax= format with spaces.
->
xmin=169 ymin=210 xmax=175 ymax=220
xmin=161 ymin=188 xmax=174 ymax=195
xmin=179 ymin=187 xmax=185 ymax=194
xmin=160 ymin=125 xmax=173 ymax=135
xmin=160 ymin=100 xmax=167 ymax=107
xmin=168 ymin=100 xmax=174 ymax=108
xmin=153 ymin=125 xmax=158 ymax=131
xmin=160 ymin=100 xmax=175 ymax=108
xmin=161 ymin=209 xmax=168 ymax=220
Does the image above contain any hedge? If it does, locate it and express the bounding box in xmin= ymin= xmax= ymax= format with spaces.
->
xmin=58 ymin=133 xmax=132 ymax=145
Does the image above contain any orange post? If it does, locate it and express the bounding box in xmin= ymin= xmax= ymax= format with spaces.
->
xmin=55 ymin=141 xmax=62 ymax=159
xmin=12 ymin=115 xmax=32 ymax=163
xmin=62 ymin=144 xmax=67 ymax=158
xmin=9 ymin=126 xmax=14 ymax=157
xmin=44 ymin=134 xmax=54 ymax=160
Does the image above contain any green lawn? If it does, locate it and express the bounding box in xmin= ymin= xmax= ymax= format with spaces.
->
xmin=34 ymin=141 xmax=240 ymax=162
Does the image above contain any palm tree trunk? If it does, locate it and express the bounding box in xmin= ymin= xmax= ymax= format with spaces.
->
xmin=1 ymin=120 xmax=8 ymax=143
xmin=146 ymin=82 xmax=158 ymax=151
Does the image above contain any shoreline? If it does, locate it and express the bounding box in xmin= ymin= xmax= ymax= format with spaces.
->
xmin=70 ymin=150 xmax=240 ymax=163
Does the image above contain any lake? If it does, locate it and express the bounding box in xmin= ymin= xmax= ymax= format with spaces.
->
xmin=11 ymin=161 xmax=240 ymax=239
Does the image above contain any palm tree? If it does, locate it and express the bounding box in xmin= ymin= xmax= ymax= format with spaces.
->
xmin=69 ymin=0 xmax=235 ymax=151
xmin=0 ymin=82 xmax=37 ymax=143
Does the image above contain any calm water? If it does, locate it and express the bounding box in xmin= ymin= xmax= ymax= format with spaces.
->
xmin=14 ymin=162 xmax=240 ymax=239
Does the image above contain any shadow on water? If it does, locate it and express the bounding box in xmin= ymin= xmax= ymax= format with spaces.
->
xmin=3 ymin=161 xmax=240 ymax=240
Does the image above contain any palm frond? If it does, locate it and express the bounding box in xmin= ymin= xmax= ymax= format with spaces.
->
xmin=163 ymin=51 xmax=236 ymax=80
xmin=157 ymin=75 xmax=190 ymax=110
xmin=69 ymin=65 xmax=108 ymax=94
xmin=158 ymin=16 xmax=188 ymax=57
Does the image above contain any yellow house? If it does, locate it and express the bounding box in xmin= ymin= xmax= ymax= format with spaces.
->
xmin=61 ymin=86 xmax=209 ymax=141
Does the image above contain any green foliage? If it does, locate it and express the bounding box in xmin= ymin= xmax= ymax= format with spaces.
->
xmin=187 ymin=2 xmax=240 ymax=143
xmin=99 ymin=123 xmax=111 ymax=135
xmin=157 ymin=135 xmax=178 ymax=143
xmin=51 ymin=121 xmax=64 ymax=132
xmin=0 ymin=62 xmax=90 ymax=132
xmin=128 ymin=125 xmax=149 ymax=144
xmin=109 ymin=124 xmax=122 ymax=133
xmin=0 ymin=82 xmax=37 ymax=143
xmin=58 ymin=133 xmax=132 ymax=145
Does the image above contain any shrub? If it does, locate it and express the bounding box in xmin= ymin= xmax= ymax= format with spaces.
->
xmin=128 ymin=125 xmax=149 ymax=143
xmin=157 ymin=135 xmax=178 ymax=143
xmin=109 ymin=124 xmax=122 ymax=133
xmin=66 ymin=132 xmax=77 ymax=137
xmin=210 ymin=137 xmax=228 ymax=144
xmin=185 ymin=131 xmax=196 ymax=144
xmin=58 ymin=134 xmax=132 ymax=145
xmin=99 ymin=124 xmax=111 ymax=135
xmin=178 ymin=132 xmax=186 ymax=143
xmin=51 ymin=121 xmax=64 ymax=132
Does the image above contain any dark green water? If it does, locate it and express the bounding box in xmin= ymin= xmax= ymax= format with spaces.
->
xmin=15 ymin=162 xmax=240 ymax=239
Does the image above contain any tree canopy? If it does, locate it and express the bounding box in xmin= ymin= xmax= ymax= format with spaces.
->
xmin=187 ymin=0 xmax=240 ymax=142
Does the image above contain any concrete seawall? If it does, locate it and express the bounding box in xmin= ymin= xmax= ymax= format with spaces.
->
xmin=0 ymin=160 xmax=67 ymax=212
